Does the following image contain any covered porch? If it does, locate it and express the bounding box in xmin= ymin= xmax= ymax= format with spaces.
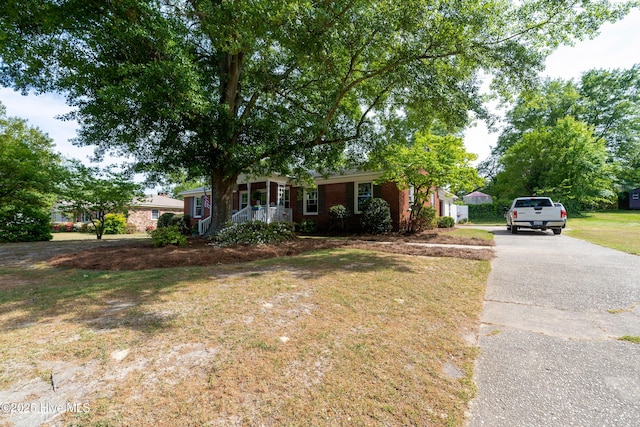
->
xmin=190 ymin=174 xmax=294 ymax=235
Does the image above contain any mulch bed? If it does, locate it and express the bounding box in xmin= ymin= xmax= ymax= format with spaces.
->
xmin=49 ymin=232 xmax=494 ymax=271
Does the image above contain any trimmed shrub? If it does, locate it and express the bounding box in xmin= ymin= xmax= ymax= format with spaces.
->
xmin=214 ymin=221 xmax=296 ymax=247
xmin=329 ymin=204 xmax=352 ymax=232
xmin=437 ymin=216 xmax=455 ymax=228
xmin=0 ymin=205 xmax=52 ymax=242
xmin=361 ymin=198 xmax=392 ymax=234
xmin=149 ymin=225 xmax=187 ymax=247
xmin=170 ymin=214 xmax=191 ymax=236
xmin=103 ymin=213 xmax=127 ymax=234
xmin=157 ymin=212 xmax=191 ymax=235
xmin=157 ymin=212 xmax=175 ymax=228
xmin=299 ymin=219 xmax=318 ymax=234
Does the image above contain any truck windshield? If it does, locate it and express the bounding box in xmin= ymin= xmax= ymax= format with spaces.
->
xmin=515 ymin=199 xmax=553 ymax=208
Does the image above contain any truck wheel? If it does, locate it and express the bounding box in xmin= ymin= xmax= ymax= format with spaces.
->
xmin=511 ymin=225 xmax=518 ymax=234
xmin=552 ymin=228 xmax=562 ymax=235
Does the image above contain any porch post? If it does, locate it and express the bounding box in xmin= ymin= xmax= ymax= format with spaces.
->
xmin=266 ymin=178 xmax=271 ymax=223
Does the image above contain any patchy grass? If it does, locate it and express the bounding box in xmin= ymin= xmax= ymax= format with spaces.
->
xmin=565 ymin=211 xmax=640 ymax=255
xmin=618 ymin=336 xmax=640 ymax=344
xmin=0 ymin=249 xmax=489 ymax=426
xmin=446 ymin=227 xmax=495 ymax=241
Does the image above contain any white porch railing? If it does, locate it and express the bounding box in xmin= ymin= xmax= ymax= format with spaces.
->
xmin=198 ymin=215 xmax=212 ymax=235
xmin=198 ymin=206 xmax=293 ymax=235
xmin=231 ymin=206 xmax=292 ymax=225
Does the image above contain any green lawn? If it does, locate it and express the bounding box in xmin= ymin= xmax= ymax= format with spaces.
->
xmin=565 ymin=210 xmax=640 ymax=255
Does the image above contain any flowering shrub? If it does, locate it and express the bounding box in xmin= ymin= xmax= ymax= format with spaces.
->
xmin=149 ymin=225 xmax=187 ymax=247
xmin=214 ymin=221 xmax=296 ymax=247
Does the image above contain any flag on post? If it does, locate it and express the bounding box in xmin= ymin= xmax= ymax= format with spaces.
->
xmin=203 ymin=194 xmax=211 ymax=209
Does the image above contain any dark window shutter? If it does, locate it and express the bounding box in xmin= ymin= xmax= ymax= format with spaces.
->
xmin=318 ymin=185 xmax=326 ymax=215
xmin=346 ymin=182 xmax=355 ymax=212
xmin=296 ymin=187 xmax=303 ymax=213
xmin=373 ymin=184 xmax=382 ymax=198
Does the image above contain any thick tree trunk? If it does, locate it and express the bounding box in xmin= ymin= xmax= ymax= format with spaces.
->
xmin=207 ymin=170 xmax=238 ymax=234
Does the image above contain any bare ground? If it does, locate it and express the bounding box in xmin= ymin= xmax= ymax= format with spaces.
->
xmin=46 ymin=231 xmax=494 ymax=270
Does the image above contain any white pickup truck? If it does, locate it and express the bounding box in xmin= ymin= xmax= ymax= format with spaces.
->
xmin=505 ymin=197 xmax=567 ymax=235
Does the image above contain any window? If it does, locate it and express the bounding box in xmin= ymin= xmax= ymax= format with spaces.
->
xmin=355 ymin=182 xmax=373 ymax=213
xmin=304 ymin=189 xmax=318 ymax=215
xmin=252 ymin=191 xmax=267 ymax=206
xmin=240 ymin=192 xmax=249 ymax=209
xmin=277 ymin=184 xmax=290 ymax=208
xmin=193 ymin=197 xmax=203 ymax=218
xmin=633 ymin=193 xmax=639 ymax=200
xmin=408 ymin=186 xmax=415 ymax=206
xmin=283 ymin=188 xmax=291 ymax=208
xmin=151 ymin=209 xmax=159 ymax=220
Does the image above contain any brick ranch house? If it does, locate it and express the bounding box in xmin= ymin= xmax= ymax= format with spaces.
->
xmin=127 ymin=193 xmax=184 ymax=232
xmin=180 ymin=171 xmax=452 ymax=235
xmin=51 ymin=193 xmax=183 ymax=232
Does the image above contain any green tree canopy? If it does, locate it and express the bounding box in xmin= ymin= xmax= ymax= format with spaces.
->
xmin=0 ymin=101 xmax=62 ymax=241
xmin=369 ymin=131 xmax=483 ymax=231
xmin=60 ymin=162 xmax=144 ymax=239
xmin=1 ymin=0 xmax=634 ymax=231
xmin=481 ymin=65 xmax=640 ymax=190
xmin=493 ymin=117 xmax=614 ymax=212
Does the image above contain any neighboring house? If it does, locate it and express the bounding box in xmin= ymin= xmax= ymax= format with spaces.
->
xmin=629 ymin=188 xmax=640 ymax=210
xmin=51 ymin=193 xmax=184 ymax=232
xmin=463 ymin=191 xmax=493 ymax=205
xmin=180 ymin=171 xmax=443 ymax=234
xmin=128 ymin=193 xmax=184 ymax=232
xmin=438 ymin=189 xmax=460 ymax=222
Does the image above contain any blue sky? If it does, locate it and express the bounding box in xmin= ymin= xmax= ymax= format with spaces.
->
xmin=1 ymin=8 xmax=639 ymax=167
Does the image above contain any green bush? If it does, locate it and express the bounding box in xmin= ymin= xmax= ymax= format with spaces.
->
xmin=0 ymin=205 xmax=52 ymax=242
xmin=468 ymin=201 xmax=510 ymax=223
xmin=149 ymin=225 xmax=188 ymax=247
xmin=329 ymin=204 xmax=352 ymax=232
xmin=157 ymin=212 xmax=175 ymax=228
xmin=299 ymin=219 xmax=318 ymax=234
xmin=361 ymin=198 xmax=392 ymax=234
xmin=157 ymin=212 xmax=191 ymax=235
xmin=437 ymin=216 xmax=455 ymax=228
xmin=170 ymin=214 xmax=191 ymax=235
xmin=214 ymin=221 xmax=296 ymax=247
xmin=414 ymin=206 xmax=437 ymax=231
xmin=103 ymin=213 xmax=127 ymax=234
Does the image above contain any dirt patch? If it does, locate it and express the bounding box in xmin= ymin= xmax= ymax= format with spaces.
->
xmin=48 ymin=232 xmax=494 ymax=271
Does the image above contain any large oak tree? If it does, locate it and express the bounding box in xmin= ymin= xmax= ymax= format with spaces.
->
xmin=0 ymin=0 xmax=633 ymax=231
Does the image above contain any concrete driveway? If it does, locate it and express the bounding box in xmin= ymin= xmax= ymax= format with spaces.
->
xmin=467 ymin=227 xmax=640 ymax=426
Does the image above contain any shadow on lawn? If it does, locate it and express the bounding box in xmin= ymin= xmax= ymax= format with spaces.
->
xmin=0 ymin=249 xmax=416 ymax=332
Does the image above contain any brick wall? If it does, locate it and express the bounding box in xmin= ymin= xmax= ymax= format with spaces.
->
xmin=128 ymin=208 xmax=183 ymax=232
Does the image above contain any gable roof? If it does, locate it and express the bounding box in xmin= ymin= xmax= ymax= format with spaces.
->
xmin=464 ymin=191 xmax=491 ymax=198
xmin=133 ymin=194 xmax=183 ymax=209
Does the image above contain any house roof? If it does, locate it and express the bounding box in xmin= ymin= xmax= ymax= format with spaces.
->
xmin=464 ymin=191 xmax=491 ymax=198
xmin=133 ymin=194 xmax=183 ymax=209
